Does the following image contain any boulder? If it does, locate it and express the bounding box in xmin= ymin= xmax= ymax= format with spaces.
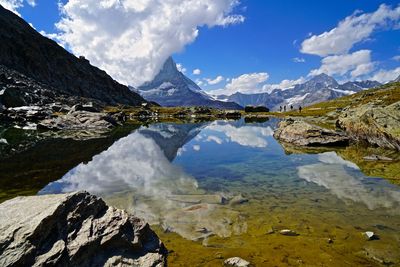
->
xmin=337 ymin=101 xmax=400 ymax=150
xmin=274 ymin=119 xmax=349 ymax=147
xmin=37 ymin=111 xmax=118 ymax=131
xmin=0 ymin=191 xmax=167 ymax=267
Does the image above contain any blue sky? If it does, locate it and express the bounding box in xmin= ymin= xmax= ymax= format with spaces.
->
xmin=3 ymin=0 xmax=400 ymax=94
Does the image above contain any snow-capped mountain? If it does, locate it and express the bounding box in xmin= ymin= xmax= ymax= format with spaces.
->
xmin=394 ymin=75 xmax=400 ymax=82
xmin=136 ymin=57 xmax=242 ymax=110
xmin=216 ymin=74 xmax=381 ymax=110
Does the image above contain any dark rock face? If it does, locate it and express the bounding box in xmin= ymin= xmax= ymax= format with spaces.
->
xmin=138 ymin=57 xmax=242 ymax=110
xmin=274 ymin=119 xmax=349 ymax=147
xmin=0 ymin=191 xmax=167 ymax=267
xmin=0 ymin=5 xmax=145 ymax=106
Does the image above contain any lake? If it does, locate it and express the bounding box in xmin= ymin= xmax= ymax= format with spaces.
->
xmin=1 ymin=119 xmax=400 ymax=266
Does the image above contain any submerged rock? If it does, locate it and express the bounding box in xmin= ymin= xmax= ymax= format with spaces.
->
xmin=364 ymin=231 xmax=378 ymax=241
xmin=274 ymin=119 xmax=349 ymax=147
xmin=280 ymin=229 xmax=299 ymax=236
xmin=224 ymin=257 xmax=251 ymax=267
xmin=0 ymin=191 xmax=167 ymax=267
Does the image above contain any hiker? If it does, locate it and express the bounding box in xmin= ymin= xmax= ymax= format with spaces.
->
xmin=283 ymin=105 xmax=286 ymax=112
xmin=279 ymin=106 xmax=282 ymax=112
xmin=290 ymin=105 xmax=293 ymax=110
xmin=299 ymin=106 xmax=302 ymax=113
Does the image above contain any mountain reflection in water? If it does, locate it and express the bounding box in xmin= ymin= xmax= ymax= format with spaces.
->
xmin=40 ymin=119 xmax=400 ymax=243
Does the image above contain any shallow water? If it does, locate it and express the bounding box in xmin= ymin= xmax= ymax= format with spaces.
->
xmin=4 ymin=119 xmax=400 ymax=266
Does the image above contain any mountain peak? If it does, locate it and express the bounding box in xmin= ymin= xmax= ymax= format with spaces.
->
xmin=161 ymin=57 xmax=180 ymax=75
xmin=307 ymin=73 xmax=338 ymax=87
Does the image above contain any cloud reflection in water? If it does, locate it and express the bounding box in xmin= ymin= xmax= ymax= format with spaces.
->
xmin=298 ymin=152 xmax=400 ymax=210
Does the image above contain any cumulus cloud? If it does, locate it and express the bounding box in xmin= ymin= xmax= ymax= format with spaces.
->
xmin=301 ymin=4 xmax=400 ymax=57
xmin=205 ymin=75 xmax=224 ymax=85
xmin=261 ymin=77 xmax=306 ymax=93
xmin=53 ymin=0 xmax=245 ymax=86
xmin=209 ymin=72 xmax=269 ymax=95
xmin=0 ymin=0 xmax=35 ymax=15
xmin=209 ymin=72 xmax=305 ymax=95
xmin=309 ymin=50 xmax=374 ymax=78
xmin=192 ymin=68 xmax=201 ymax=75
xmin=369 ymin=67 xmax=400 ymax=83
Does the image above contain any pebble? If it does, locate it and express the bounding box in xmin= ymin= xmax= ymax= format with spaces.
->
xmin=224 ymin=257 xmax=251 ymax=267
xmin=364 ymin=231 xmax=378 ymax=241
xmin=280 ymin=229 xmax=298 ymax=236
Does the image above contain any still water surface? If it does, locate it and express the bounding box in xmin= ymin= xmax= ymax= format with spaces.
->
xmin=12 ymin=119 xmax=400 ymax=265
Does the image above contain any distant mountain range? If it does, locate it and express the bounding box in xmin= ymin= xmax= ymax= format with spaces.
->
xmin=213 ymin=73 xmax=381 ymax=110
xmin=136 ymin=57 xmax=242 ymax=110
xmin=0 ymin=4 xmax=145 ymax=107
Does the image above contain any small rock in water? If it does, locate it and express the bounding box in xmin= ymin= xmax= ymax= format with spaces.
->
xmin=229 ymin=194 xmax=249 ymax=206
xmin=364 ymin=231 xmax=378 ymax=241
xmin=280 ymin=229 xmax=298 ymax=236
xmin=224 ymin=257 xmax=251 ymax=267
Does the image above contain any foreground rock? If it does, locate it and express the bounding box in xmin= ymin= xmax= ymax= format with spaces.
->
xmin=337 ymin=101 xmax=400 ymax=151
xmin=0 ymin=192 xmax=167 ymax=267
xmin=274 ymin=119 xmax=349 ymax=147
xmin=38 ymin=110 xmax=119 ymax=132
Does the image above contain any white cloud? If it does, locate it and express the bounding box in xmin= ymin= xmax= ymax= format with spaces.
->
xmin=209 ymin=72 xmax=269 ymax=95
xmin=293 ymin=57 xmax=306 ymax=63
xmin=369 ymin=67 xmax=400 ymax=83
xmin=208 ymin=72 xmax=305 ymax=95
xmin=193 ymin=144 xmax=201 ymax=151
xmin=262 ymin=77 xmax=306 ymax=93
xmin=192 ymin=68 xmax=201 ymax=75
xmin=205 ymin=75 xmax=224 ymax=85
xmin=392 ymin=55 xmax=400 ymax=61
xmin=0 ymin=0 xmax=35 ymax=15
xmin=54 ymin=0 xmax=244 ymax=86
xmin=309 ymin=50 xmax=374 ymax=78
xmin=301 ymin=4 xmax=400 ymax=57
xmin=176 ymin=63 xmax=187 ymax=74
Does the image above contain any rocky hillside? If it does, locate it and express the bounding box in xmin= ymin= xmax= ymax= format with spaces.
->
xmin=216 ymin=74 xmax=381 ymax=110
xmin=137 ymin=57 xmax=242 ymax=110
xmin=281 ymin=81 xmax=400 ymax=150
xmin=0 ymin=5 xmax=145 ymax=107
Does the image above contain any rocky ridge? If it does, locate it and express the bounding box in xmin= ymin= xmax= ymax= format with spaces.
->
xmin=0 ymin=191 xmax=167 ymax=267
xmin=216 ymin=74 xmax=381 ymax=110
xmin=0 ymin=5 xmax=145 ymax=107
